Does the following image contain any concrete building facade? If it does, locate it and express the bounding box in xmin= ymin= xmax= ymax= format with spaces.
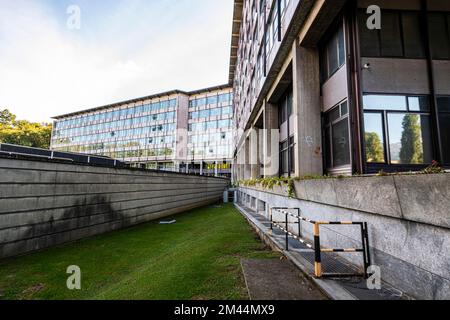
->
xmin=51 ymin=85 xmax=234 ymax=177
xmin=230 ymin=0 xmax=450 ymax=180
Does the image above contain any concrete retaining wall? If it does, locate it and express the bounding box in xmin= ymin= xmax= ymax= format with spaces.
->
xmin=0 ymin=157 xmax=229 ymax=259
xmin=237 ymin=173 xmax=450 ymax=300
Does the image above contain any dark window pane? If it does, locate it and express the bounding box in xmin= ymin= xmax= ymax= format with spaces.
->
xmin=438 ymin=97 xmax=450 ymax=163
xmin=380 ymin=13 xmax=403 ymax=57
xmin=364 ymin=113 xmax=385 ymax=163
xmin=408 ymin=96 xmax=430 ymax=112
xmin=332 ymin=119 xmax=351 ymax=167
xmin=328 ymin=34 xmax=339 ymax=75
xmin=338 ymin=26 xmax=346 ymax=66
xmin=341 ymin=101 xmax=348 ymax=116
xmin=287 ymin=90 xmax=293 ymax=116
xmin=388 ymin=114 xmax=432 ymax=164
xmin=363 ymin=95 xmax=407 ymax=111
xmin=439 ymin=114 xmax=450 ymax=164
xmin=358 ymin=11 xmax=380 ymax=57
xmin=324 ymin=126 xmax=332 ymax=169
xmin=437 ymin=97 xmax=450 ymax=112
xmin=428 ymin=13 xmax=450 ymax=59
xmin=329 ymin=106 xmax=340 ymax=123
xmin=402 ymin=12 xmax=426 ymax=58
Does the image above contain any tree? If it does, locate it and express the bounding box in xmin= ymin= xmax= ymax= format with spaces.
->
xmin=0 ymin=109 xmax=52 ymax=149
xmin=399 ymin=114 xmax=423 ymax=164
xmin=365 ymin=132 xmax=384 ymax=163
xmin=0 ymin=109 xmax=16 ymax=126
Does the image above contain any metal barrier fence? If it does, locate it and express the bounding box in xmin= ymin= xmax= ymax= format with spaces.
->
xmin=270 ymin=207 xmax=371 ymax=279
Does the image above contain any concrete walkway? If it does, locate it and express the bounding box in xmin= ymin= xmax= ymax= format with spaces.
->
xmin=241 ymin=258 xmax=327 ymax=300
xmin=235 ymin=203 xmax=407 ymax=300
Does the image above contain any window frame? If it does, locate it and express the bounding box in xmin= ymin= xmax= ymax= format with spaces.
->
xmin=358 ymin=9 xmax=429 ymax=59
xmin=323 ymin=100 xmax=352 ymax=170
xmin=362 ymin=93 xmax=433 ymax=166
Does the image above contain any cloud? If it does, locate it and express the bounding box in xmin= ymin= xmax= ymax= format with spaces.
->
xmin=0 ymin=0 xmax=233 ymax=122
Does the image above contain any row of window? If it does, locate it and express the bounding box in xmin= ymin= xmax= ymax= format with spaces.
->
xmin=189 ymin=93 xmax=233 ymax=108
xmin=54 ymin=112 xmax=176 ymax=139
xmin=55 ymin=99 xmax=177 ymax=129
xmin=363 ymin=94 xmax=450 ymax=165
xmin=322 ymin=94 xmax=450 ymax=170
xmin=359 ymin=11 xmax=450 ymax=60
xmin=56 ymin=143 xmax=174 ymax=158
xmin=53 ymin=124 xmax=177 ymax=145
xmin=188 ymin=106 xmax=233 ymax=119
xmin=188 ymin=132 xmax=232 ymax=144
xmin=189 ymin=145 xmax=232 ymax=158
xmin=53 ymin=117 xmax=175 ymax=138
xmin=320 ymin=23 xmax=345 ymax=83
xmin=188 ymin=119 xmax=232 ymax=132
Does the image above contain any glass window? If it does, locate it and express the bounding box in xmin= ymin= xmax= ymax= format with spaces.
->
xmin=218 ymin=119 xmax=230 ymax=128
xmin=364 ymin=113 xmax=385 ymax=163
xmin=332 ymin=119 xmax=351 ymax=167
xmin=206 ymin=121 xmax=217 ymax=130
xmin=363 ymin=94 xmax=434 ymax=166
xmin=324 ymin=101 xmax=351 ymax=169
xmin=210 ymin=108 xmax=221 ymax=117
xmin=363 ymin=95 xmax=407 ymax=111
xmin=387 ymin=114 xmax=432 ymax=164
xmin=380 ymin=12 xmax=403 ymax=57
xmin=222 ymin=106 xmax=233 ymax=115
xmin=402 ymin=13 xmax=426 ymax=58
xmin=428 ymin=13 xmax=450 ymax=60
xmin=438 ymin=97 xmax=450 ymax=163
xmin=359 ymin=10 xmax=427 ymax=59
xmin=199 ymin=110 xmax=209 ymax=118
xmin=408 ymin=96 xmax=430 ymax=112
xmin=321 ymin=23 xmax=345 ymax=82
xmin=207 ymin=96 xmax=218 ymax=105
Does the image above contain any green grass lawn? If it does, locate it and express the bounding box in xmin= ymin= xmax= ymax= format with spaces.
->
xmin=0 ymin=204 xmax=278 ymax=300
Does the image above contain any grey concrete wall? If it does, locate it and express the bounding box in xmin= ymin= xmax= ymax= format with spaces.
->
xmin=237 ymin=173 xmax=450 ymax=300
xmin=0 ymin=157 xmax=229 ymax=259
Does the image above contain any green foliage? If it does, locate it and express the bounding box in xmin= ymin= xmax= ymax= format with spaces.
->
xmin=0 ymin=109 xmax=52 ymax=149
xmin=365 ymin=132 xmax=384 ymax=163
xmin=238 ymin=177 xmax=295 ymax=198
xmin=400 ymin=114 xmax=423 ymax=164
xmin=421 ymin=160 xmax=446 ymax=174
xmin=0 ymin=205 xmax=278 ymax=300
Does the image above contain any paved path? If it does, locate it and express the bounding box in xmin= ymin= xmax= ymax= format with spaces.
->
xmin=241 ymin=258 xmax=327 ymax=300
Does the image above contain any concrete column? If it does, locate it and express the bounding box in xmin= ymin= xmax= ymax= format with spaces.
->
xmin=244 ymin=138 xmax=251 ymax=180
xmin=250 ymin=128 xmax=260 ymax=179
xmin=263 ymin=102 xmax=280 ymax=177
xmin=200 ymin=161 xmax=203 ymax=176
xmin=292 ymin=44 xmax=323 ymax=176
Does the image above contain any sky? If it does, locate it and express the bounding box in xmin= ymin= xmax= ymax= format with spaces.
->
xmin=0 ymin=0 xmax=234 ymax=122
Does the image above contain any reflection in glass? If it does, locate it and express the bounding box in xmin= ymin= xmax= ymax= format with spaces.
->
xmin=332 ymin=119 xmax=350 ymax=167
xmin=363 ymin=95 xmax=407 ymax=110
xmin=388 ymin=114 xmax=432 ymax=164
xmin=364 ymin=113 xmax=385 ymax=163
xmin=438 ymin=97 xmax=450 ymax=163
xmin=408 ymin=96 xmax=429 ymax=112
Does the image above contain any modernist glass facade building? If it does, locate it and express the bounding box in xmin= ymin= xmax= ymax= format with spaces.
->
xmin=230 ymin=0 xmax=450 ymax=180
xmin=51 ymin=85 xmax=234 ymax=177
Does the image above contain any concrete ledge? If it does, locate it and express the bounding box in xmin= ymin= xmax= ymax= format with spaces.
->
xmin=237 ymin=184 xmax=450 ymax=300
